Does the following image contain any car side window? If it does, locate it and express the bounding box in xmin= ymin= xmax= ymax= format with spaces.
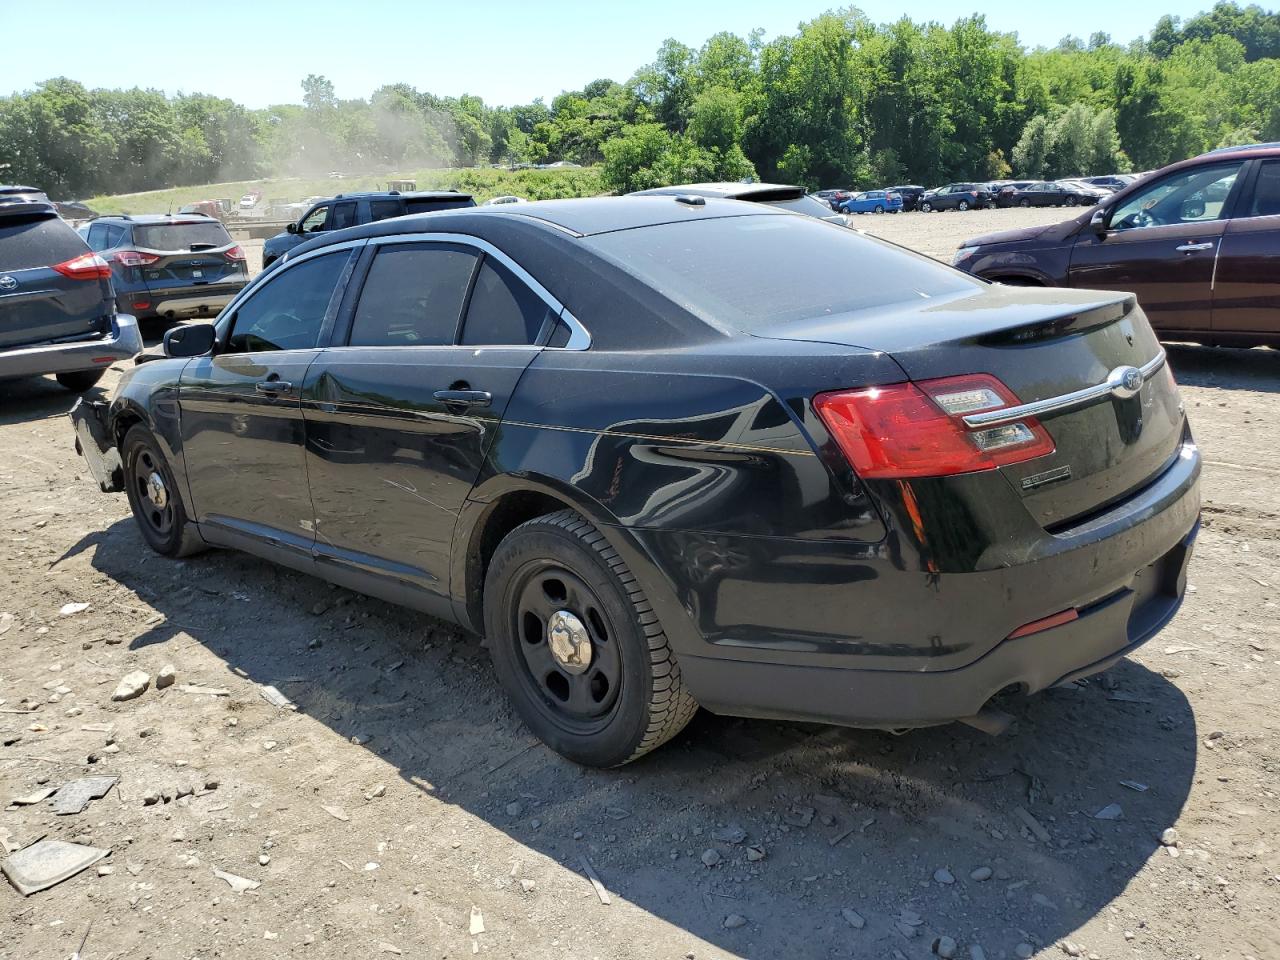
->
xmin=106 ymin=224 xmax=126 ymax=248
xmin=1245 ymin=160 xmax=1280 ymax=218
xmin=225 ymin=251 xmax=348 ymax=353
xmin=329 ymin=201 xmax=357 ymax=231
xmin=348 ymin=243 xmax=479 ymax=347
xmin=86 ymin=224 xmax=108 ymax=251
xmin=1109 ymin=162 xmax=1242 ymax=231
xmin=301 ymin=205 xmax=329 ymax=233
xmin=368 ymin=199 xmax=403 ymax=222
xmin=461 ymin=257 xmax=553 ymax=346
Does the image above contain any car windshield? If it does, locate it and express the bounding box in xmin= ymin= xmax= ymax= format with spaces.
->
xmin=584 ymin=214 xmax=976 ymax=333
xmin=133 ymin=222 xmax=231 ymax=250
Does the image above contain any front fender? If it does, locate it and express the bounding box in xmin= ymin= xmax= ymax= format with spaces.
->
xmin=107 ymin=358 xmax=191 ymax=507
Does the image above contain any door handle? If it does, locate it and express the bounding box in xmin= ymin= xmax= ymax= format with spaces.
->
xmin=255 ymin=379 xmax=293 ymax=394
xmin=1175 ymin=241 xmax=1215 ymax=252
xmin=433 ymin=389 xmax=492 ymax=408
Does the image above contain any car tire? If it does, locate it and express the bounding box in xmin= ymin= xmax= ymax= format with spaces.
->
xmin=484 ymin=509 xmax=698 ymax=767
xmin=957 ymin=200 xmax=970 ymax=211
xmin=55 ymin=370 xmax=106 ymax=393
xmin=920 ymin=202 xmax=932 ymax=213
xmin=1019 ymin=198 xmax=1031 ymax=208
xmin=874 ymin=205 xmax=884 ymax=214
xmin=121 ymin=424 xmax=207 ymax=558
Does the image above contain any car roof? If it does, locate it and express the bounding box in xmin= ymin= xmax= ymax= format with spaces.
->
xmin=1205 ymin=141 xmax=1280 ymax=155
xmin=329 ymin=190 xmax=473 ymax=201
xmin=628 ymin=182 xmax=807 ymax=202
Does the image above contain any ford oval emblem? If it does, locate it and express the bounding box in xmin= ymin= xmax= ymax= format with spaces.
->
xmin=0 ymin=275 xmax=17 ymax=291
xmin=1109 ymin=364 xmax=1144 ymax=400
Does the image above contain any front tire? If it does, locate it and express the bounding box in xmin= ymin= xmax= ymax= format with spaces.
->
xmin=122 ymin=425 xmax=206 ymax=557
xmin=484 ymin=510 xmax=697 ymax=766
xmin=56 ymin=370 xmax=105 ymax=392
xmin=957 ymin=200 xmax=970 ymax=211
xmin=920 ymin=201 xmax=932 ymax=213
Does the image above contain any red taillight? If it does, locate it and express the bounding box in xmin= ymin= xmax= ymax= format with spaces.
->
xmin=113 ymin=250 xmax=160 ymax=267
xmin=1007 ymin=608 xmax=1078 ymax=639
xmin=223 ymin=244 xmax=246 ymax=262
xmin=132 ymin=301 xmax=151 ymax=310
xmin=813 ymin=373 xmax=1055 ymax=479
xmin=52 ymin=253 xmax=113 ymax=280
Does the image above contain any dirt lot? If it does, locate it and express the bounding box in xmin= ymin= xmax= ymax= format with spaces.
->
xmin=2 ymin=207 xmax=1278 ymax=960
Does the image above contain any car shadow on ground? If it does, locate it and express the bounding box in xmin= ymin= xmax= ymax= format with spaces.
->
xmin=73 ymin=514 xmax=1199 ymax=959
xmin=1165 ymin=343 xmax=1278 ymax=394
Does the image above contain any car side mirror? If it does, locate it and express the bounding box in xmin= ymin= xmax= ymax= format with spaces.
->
xmin=1088 ymin=209 xmax=1108 ymax=236
xmin=163 ymin=323 xmax=217 ymax=358
xmin=286 ymin=222 xmax=298 ymax=234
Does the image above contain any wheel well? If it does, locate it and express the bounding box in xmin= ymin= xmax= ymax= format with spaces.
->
xmin=464 ymin=490 xmax=577 ymax=630
xmin=112 ymin=411 xmax=144 ymax=449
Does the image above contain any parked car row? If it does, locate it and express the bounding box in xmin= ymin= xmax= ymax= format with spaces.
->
xmin=819 ymin=175 xmax=1136 ymax=214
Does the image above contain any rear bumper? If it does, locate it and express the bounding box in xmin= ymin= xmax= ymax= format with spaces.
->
xmin=70 ymin=397 xmax=124 ymax=492
xmin=0 ymin=314 xmax=142 ymax=380
xmin=119 ymin=286 xmax=242 ymax=319
xmin=640 ymin=441 xmax=1201 ymax=728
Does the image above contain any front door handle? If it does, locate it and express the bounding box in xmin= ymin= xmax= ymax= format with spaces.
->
xmin=433 ymin=389 xmax=492 ymax=408
xmin=1175 ymin=241 xmax=1215 ymax=252
xmin=255 ymin=379 xmax=293 ymax=395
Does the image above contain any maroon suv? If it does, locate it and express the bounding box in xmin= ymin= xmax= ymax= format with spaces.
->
xmin=953 ymin=144 xmax=1280 ymax=348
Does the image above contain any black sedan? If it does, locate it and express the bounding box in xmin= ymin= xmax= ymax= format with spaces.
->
xmin=1001 ymin=181 xmax=1097 ymax=207
xmin=72 ymin=197 xmax=1200 ymax=766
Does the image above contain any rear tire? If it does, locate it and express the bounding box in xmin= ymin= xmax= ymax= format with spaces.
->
xmin=484 ymin=509 xmax=698 ymax=766
xmin=56 ymin=370 xmax=105 ymax=393
xmin=874 ymin=204 xmax=884 ymax=214
xmin=121 ymin=425 xmax=206 ymax=558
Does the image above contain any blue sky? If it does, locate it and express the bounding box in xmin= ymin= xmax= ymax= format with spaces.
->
xmin=2 ymin=0 xmax=1206 ymax=107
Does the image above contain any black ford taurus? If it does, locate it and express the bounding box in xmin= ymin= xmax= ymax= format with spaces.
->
xmin=72 ymin=197 xmax=1201 ymax=766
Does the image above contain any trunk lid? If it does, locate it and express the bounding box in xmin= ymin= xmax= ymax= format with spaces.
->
xmin=758 ymin=285 xmax=1186 ymax=528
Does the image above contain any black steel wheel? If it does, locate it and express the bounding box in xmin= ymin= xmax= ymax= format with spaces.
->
xmin=121 ymin=424 xmax=206 ymax=557
xmin=484 ymin=509 xmax=697 ymax=766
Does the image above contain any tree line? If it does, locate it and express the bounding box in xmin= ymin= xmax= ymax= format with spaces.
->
xmin=2 ymin=2 xmax=1278 ymax=199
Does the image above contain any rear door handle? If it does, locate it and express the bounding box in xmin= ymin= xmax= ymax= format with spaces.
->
xmin=433 ymin=389 xmax=492 ymax=408
xmin=255 ymin=379 xmax=293 ymax=395
xmin=1175 ymin=241 xmax=1215 ymax=252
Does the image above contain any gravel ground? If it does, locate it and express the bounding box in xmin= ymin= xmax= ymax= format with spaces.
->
xmin=1 ymin=207 xmax=1278 ymax=960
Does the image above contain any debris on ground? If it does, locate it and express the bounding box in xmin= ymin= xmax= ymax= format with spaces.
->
xmin=841 ymin=908 xmax=866 ymax=929
xmin=156 ymin=664 xmax=176 ymax=689
xmin=2 ymin=839 xmax=110 ymax=895
xmin=258 ymin=684 xmax=295 ymax=710
xmin=52 ymin=776 xmax=118 ymax=815
xmin=723 ymin=914 xmax=748 ymax=929
xmin=176 ymin=684 xmax=229 ymax=697
xmin=711 ymin=824 xmax=747 ymax=844
xmin=1013 ymin=806 xmax=1052 ymax=842
xmin=469 ymin=905 xmax=485 ymax=935
xmin=110 ymin=670 xmax=150 ymax=702
xmin=579 ymin=856 xmax=611 ymax=905
xmin=212 ymin=868 xmax=260 ymax=893
xmin=1093 ymin=803 xmax=1124 ymax=821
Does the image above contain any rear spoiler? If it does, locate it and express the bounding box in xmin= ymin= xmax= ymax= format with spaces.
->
xmin=0 ymin=198 xmax=58 ymax=219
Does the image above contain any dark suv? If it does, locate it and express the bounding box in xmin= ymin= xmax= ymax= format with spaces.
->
xmin=953 ymin=144 xmax=1280 ymax=348
xmin=262 ymin=191 xmax=475 ymax=268
xmin=0 ymin=191 xmax=141 ymax=391
xmin=83 ymin=214 xmax=248 ymax=323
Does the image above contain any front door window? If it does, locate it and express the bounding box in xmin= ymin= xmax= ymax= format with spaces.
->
xmin=1109 ymin=162 xmax=1242 ymax=231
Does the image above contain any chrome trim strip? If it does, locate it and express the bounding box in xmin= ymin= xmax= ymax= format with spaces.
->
xmin=962 ymin=350 xmax=1166 ymax=428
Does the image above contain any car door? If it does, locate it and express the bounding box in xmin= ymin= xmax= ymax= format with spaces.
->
xmin=1211 ymin=157 xmax=1280 ymax=341
xmin=179 ymin=245 xmax=358 ymax=563
xmin=301 ymin=236 xmax=555 ymax=616
xmin=1067 ymin=159 xmax=1245 ymax=335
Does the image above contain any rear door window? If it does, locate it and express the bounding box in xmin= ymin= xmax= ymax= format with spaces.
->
xmin=460 ymin=258 xmax=552 ymax=346
xmin=1244 ymin=159 xmax=1280 ymax=218
xmin=225 ymin=251 xmax=349 ymax=353
xmin=0 ymin=216 xmax=88 ymax=270
xmin=348 ymin=243 xmax=479 ymax=346
xmin=368 ymin=199 xmax=404 ymax=222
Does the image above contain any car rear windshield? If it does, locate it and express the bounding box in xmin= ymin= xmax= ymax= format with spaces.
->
xmin=0 ymin=216 xmax=87 ymax=270
xmin=584 ymin=214 xmax=976 ymax=333
xmin=403 ymin=197 xmax=475 ymax=214
xmin=764 ymin=195 xmax=838 ymax=218
xmin=133 ymin=222 xmax=231 ymax=251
